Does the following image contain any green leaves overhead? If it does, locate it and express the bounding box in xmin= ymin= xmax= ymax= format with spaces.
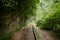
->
xmin=1 ymin=0 xmax=39 ymax=19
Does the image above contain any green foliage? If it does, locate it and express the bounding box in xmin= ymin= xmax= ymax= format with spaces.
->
xmin=0 ymin=32 xmax=12 ymax=40
xmin=36 ymin=11 xmax=60 ymax=31
xmin=0 ymin=0 xmax=39 ymax=31
xmin=36 ymin=0 xmax=60 ymax=32
xmin=34 ymin=28 xmax=40 ymax=40
xmin=0 ymin=0 xmax=39 ymax=40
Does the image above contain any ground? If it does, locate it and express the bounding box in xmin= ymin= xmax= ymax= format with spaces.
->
xmin=34 ymin=26 xmax=56 ymax=40
xmin=12 ymin=24 xmax=35 ymax=40
xmin=11 ymin=23 xmax=56 ymax=40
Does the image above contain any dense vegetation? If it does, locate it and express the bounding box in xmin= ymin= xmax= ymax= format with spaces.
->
xmin=0 ymin=0 xmax=39 ymax=40
xmin=0 ymin=0 xmax=60 ymax=40
xmin=36 ymin=0 xmax=60 ymax=32
xmin=0 ymin=0 xmax=39 ymax=33
xmin=36 ymin=0 xmax=60 ymax=40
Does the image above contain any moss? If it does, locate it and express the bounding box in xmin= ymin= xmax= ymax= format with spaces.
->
xmin=34 ymin=28 xmax=40 ymax=40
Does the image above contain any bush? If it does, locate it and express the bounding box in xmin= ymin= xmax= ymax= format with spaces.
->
xmin=0 ymin=32 xmax=12 ymax=40
xmin=36 ymin=13 xmax=60 ymax=32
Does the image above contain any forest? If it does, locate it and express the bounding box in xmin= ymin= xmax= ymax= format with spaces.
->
xmin=36 ymin=0 xmax=60 ymax=32
xmin=0 ymin=0 xmax=60 ymax=40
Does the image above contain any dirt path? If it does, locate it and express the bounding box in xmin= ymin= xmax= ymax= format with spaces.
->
xmin=34 ymin=26 xmax=56 ymax=40
xmin=12 ymin=23 xmax=56 ymax=40
xmin=12 ymin=24 xmax=35 ymax=40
